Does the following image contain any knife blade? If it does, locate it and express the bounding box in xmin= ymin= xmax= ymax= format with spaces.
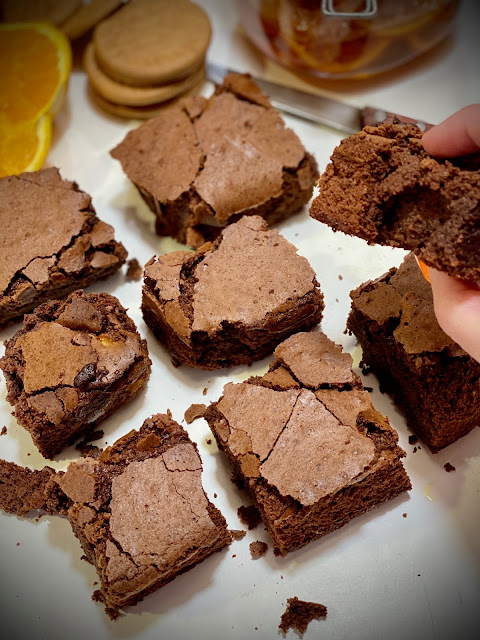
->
xmin=206 ymin=61 xmax=431 ymax=135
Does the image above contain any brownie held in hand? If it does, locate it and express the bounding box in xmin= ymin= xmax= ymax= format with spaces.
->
xmin=347 ymin=253 xmax=480 ymax=451
xmin=142 ymin=216 xmax=324 ymax=369
xmin=111 ymin=73 xmax=318 ymax=248
xmin=310 ymin=123 xmax=480 ymax=280
xmin=0 ymin=291 xmax=151 ymax=458
xmin=0 ymin=168 xmax=127 ymax=327
xmin=205 ymin=331 xmax=411 ymax=556
xmin=0 ymin=414 xmax=232 ymax=619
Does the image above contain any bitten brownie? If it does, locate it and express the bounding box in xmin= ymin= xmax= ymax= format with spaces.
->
xmin=111 ymin=73 xmax=318 ymax=248
xmin=0 ymin=414 xmax=232 ymax=619
xmin=347 ymin=253 xmax=480 ymax=451
xmin=142 ymin=216 xmax=324 ymax=369
xmin=309 ymin=123 xmax=480 ymax=280
xmin=204 ymin=331 xmax=411 ymax=556
xmin=0 ymin=291 xmax=151 ymax=458
xmin=0 ymin=168 xmax=127 ymax=327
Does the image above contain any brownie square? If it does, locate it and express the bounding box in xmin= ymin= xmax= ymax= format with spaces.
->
xmin=0 ymin=414 xmax=232 ymax=619
xmin=111 ymin=73 xmax=318 ymax=248
xmin=142 ymin=215 xmax=324 ymax=369
xmin=309 ymin=123 xmax=480 ymax=280
xmin=0 ymin=167 xmax=127 ymax=327
xmin=0 ymin=290 xmax=151 ymax=458
xmin=204 ymin=331 xmax=411 ymax=556
xmin=347 ymin=253 xmax=480 ymax=451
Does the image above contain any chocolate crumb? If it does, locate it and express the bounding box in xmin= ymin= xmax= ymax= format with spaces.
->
xmin=166 ymin=409 xmax=172 ymax=418
xmin=232 ymin=554 xmax=236 ymax=558
xmin=213 ymin=493 xmax=217 ymax=499
xmin=413 ymin=447 xmax=417 ymax=453
xmin=230 ymin=529 xmax=247 ymax=541
xmin=126 ymin=258 xmax=143 ymax=281
xmin=1 ymin=426 xmax=7 ymax=436
xmin=408 ymin=435 xmax=419 ymax=445
xmin=206 ymin=438 xmax=212 ymax=445
xmin=279 ymin=597 xmax=327 ymax=634
xmin=338 ymin=274 xmax=343 ymax=280
xmin=203 ymin=387 xmax=208 ymax=396
xmin=237 ymin=504 xmax=262 ymax=530
xmin=250 ymin=541 xmax=268 ymax=559
xmin=184 ymin=403 xmax=207 ymax=424
xmin=402 ymin=513 xmax=407 ymax=518
xmin=418 ymin=445 xmax=422 ymax=449
xmin=16 ymin=542 xmax=20 ymax=546
xmin=444 ymin=462 xmax=456 ymax=473
xmin=335 ymin=298 xmax=339 ymax=303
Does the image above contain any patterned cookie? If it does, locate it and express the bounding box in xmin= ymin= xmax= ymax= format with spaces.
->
xmin=93 ymin=0 xmax=211 ymax=87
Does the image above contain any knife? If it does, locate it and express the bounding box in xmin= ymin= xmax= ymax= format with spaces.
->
xmin=206 ymin=61 xmax=431 ymax=135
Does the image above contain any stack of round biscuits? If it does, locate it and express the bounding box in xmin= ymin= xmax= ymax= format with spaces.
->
xmin=84 ymin=0 xmax=211 ymax=118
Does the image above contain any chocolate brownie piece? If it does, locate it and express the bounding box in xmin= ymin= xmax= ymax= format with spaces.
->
xmin=0 ymin=414 xmax=232 ymax=619
xmin=310 ymin=123 xmax=480 ymax=280
xmin=142 ymin=216 xmax=324 ymax=369
xmin=204 ymin=331 xmax=411 ymax=556
xmin=347 ymin=253 xmax=480 ymax=451
xmin=279 ymin=597 xmax=327 ymax=634
xmin=0 ymin=168 xmax=127 ymax=327
xmin=0 ymin=290 xmax=151 ymax=458
xmin=111 ymin=73 xmax=318 ymax=248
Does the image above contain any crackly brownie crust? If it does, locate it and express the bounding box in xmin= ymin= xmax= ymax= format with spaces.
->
xmin=111 ymin=73 xmax=319 ymax=248
xmin=310 ymin=123 xmax=480 ymax=280
xmin=141 ymin=216 xmax=324 ymax=369
xmin=0 ymin=168 xmax=127 ymax=327
xmin=0 ymin=414 xmax=232 ymax=619
xmin=347 ymin=253 xmax=480 ymax=451
xmin=205 ymin=331 xmax=411 ymax=556
xmin=0 ymin=291 xmax=151 ymax=458
xmin=57 ymin=414 xmax=232 ymax=618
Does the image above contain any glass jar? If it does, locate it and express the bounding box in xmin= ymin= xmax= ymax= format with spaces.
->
xmin=237 ymin=0 xmax=460 ymax=79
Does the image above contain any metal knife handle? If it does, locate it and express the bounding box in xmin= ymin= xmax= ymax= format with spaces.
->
xmin=362 ymin=106 xmax=433 ymax=131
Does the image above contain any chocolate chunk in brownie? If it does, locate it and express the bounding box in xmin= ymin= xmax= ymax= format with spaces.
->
xmin=205 ymin=330 xmax=410 ymax=556
xmin=279 ymin=597 xmax=327 ymax=635
xmin=0 ymin=290 xmax=151 ymax=458
xmin=0 ymin=414 xmax=232 ymax=619
xmin=111 ymin=73 xmax=318 ymax=248
xmin=347 ymin=253 xmax=480 ymax=451
xmin=310 ymin=123 xmax=480 ymax=280
xmin=0 ymin=168 xmax=127 ymax=327
xmin=249 ymin=540 xmax=268 ymax=559
xmin=142 ymin=216 xmax=324 ymax=369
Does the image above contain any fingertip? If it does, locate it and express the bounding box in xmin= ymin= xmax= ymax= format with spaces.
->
xmin=422 ymin=104 xmax=480 ymax=157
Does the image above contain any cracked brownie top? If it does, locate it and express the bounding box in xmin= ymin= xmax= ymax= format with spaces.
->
xmin=0 ymin=167 xmax=127 ymax=327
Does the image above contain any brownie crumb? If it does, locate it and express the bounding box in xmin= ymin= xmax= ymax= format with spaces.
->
xmin=402 ymin=513 xmax=407 ymax=518
xmin=206 ymin=438 xmax=212 ymax=445
xmin=230 ymin=529 xmax=247 ymax=541
xmin=16 ymin=542 xmax=20 ymax=546
xmin=184 ymin=403 xmax=207 ymax=424
xmin=203 ymin=388 xmax=208 ymax=396
xmin=213 ymin=492 xmax=217 ymax=498
xmin=338 ymin=274 xmax=343 ymax=280
xmin=413 ymin=447 xmax=417 ymax=453
xmin=237 ymin=505 xmax=262 ymax=530
xmin=250 ymin=541 xmax=268 ymax=559
xmin=408 ymin=435 xmax=419 ymax=445
xmin=126 ymin=258 xmax=143 ymax=281
xmin=364 ymin=386 xmax=373 ymax=392
xmin=0 ymin=426 xmax=7 ymax=436
xmin=444 ymin=462 xmax=456 ymax=473
xmin=279 ymin=597 xmax=327 ymax=635
xmin=335 ymin=298 xmax=339 ymax=303
xmin=232 ymin=554 xmax=236 ymax=558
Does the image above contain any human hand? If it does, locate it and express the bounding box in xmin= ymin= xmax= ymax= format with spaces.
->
xmin=421 ymin=104 xmax=480 ymax=363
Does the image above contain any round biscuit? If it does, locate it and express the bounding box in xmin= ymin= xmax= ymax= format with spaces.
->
xmin=93 ymin=0 xmax=211 ymax=87
xmin=61 ymin=0 xmax=123 ymax=41
xmin=1 ymin=0 xmax=81 ymax=25
xmin=84 ymin=42 xmax=205 ymax=107
xmin=88 ymin=72 xmax=206 ymax=120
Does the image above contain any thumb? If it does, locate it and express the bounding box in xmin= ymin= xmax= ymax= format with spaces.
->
xmin=422 ymin=104 xmax=480 ymax=157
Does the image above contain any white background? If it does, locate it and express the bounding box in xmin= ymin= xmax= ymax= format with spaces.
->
xmin=1 ymin=1 xmax=479 ymax=639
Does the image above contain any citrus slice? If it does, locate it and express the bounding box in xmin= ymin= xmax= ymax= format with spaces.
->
xmin=0 ymin=113 xmax=52 ymax=178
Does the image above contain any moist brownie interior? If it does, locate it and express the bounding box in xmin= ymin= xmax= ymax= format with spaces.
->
xmin=0 ymin=290 xmax=151 ymax=458
xmin=0 ymin=167 xmax=127 ymax=327
xmin=310 ymin=123 xmax=480 ymax=280
xmin=347 ymin=253 xmax=480 ymax=451
xmin=111 ymin=73 xmax=318 ymax=248
xmin=205 ymin=331 xmax=411 ymax=556
xmin=142 ymin=215 xmax=324 ymax=369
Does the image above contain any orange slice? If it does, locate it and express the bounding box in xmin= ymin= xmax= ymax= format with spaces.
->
xmin=0 ymin=22 xmax=71 ymax=176
xmin=0 ymin=113 xmax=52 ymax=178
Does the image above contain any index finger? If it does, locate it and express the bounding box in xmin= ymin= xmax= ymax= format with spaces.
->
xmin=422 ymin=104 xmax=480 ymax=157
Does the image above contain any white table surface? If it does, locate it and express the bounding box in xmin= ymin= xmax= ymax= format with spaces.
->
xmin=1 ymin=1 xmax=479 ymax=639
